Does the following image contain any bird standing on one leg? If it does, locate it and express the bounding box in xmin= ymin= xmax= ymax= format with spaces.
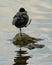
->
xmin=12 ymin=8 xmax=31 ymax=36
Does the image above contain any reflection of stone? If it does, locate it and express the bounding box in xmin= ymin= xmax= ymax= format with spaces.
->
xmin=27 ymin=43 xmax=45 ymax=50
xmin=13 ymin=49 xmax=30 ymax=65
xmin=12 ymin=33 xmax=45 ymax=50
xmin=14 ymin=56 xmax=30 ymax=65
xmin=16 ymin=51 xmax=27 ymax=55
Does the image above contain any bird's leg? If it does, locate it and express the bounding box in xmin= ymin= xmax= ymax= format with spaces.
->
xmin=20 ymin=46 xmax=21 ymax=51
xmin=19 ymin=28 xmax=22 ymax=41
xmin=20 ymin=28 xmax=22 ymax=37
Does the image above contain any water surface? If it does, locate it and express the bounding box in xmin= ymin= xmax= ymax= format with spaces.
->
xmin=0 ymin=0 xmax=52 ymax=65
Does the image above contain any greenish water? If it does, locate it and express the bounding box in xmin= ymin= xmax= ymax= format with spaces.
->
xmin=0 ymin=0 xmax=52 ymax=65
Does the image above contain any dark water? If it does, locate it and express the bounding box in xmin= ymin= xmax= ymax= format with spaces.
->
xmin=13 ymin=49 xmax=31 ymax=65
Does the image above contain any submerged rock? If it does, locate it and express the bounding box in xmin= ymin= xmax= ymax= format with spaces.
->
xmin=12 ymin=33 xmax=44 ymax=49
xmin=13 ymin=33 xmax=37 ymax=46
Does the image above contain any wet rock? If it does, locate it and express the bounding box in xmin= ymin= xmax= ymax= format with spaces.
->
xmin=13 ymin=33 xmax=37 ymax=47
xmin=12 ymin=33 xmax=44 ymax=49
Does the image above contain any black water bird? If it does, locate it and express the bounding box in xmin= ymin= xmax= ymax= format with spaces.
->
xmin=12 ymin=8 xmax=31 ymax=35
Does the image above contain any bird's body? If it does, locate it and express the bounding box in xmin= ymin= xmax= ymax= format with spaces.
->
xmin=12 ymin=8 xmax=29 ymax=28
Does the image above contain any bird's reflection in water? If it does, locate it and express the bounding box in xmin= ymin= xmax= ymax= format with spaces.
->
xmin=13 ymin=48 xmax=31 ymax=65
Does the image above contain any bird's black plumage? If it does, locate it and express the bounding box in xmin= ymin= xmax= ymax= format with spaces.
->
xmin=12 ymin=8 xmax=29 ymax=28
